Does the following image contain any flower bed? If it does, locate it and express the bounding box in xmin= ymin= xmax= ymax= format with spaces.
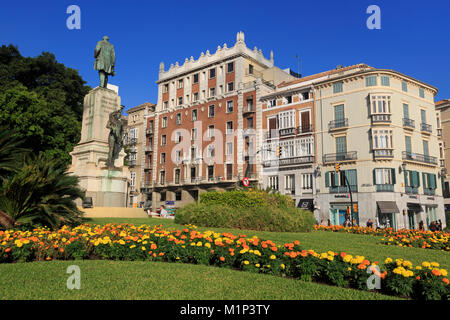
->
xmin=0 ymin=223 xmax=449 ymax=300
xmin=315 ymin=225 xmax=450 ymax=251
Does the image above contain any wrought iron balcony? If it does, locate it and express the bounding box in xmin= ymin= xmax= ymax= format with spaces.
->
xmin=263 ymin=155 xmax=314 ymax=167
xmin=329 ymin=185 xmax=358 ymax=194
xmin=402 ymin=151 xmax=437 ymax=165
xmin=145 ymin=145 xmax=152 ymax=153
xmin=297 ymin=124 xmax=313 ymax=134
xmin=373 ymin=149 xmax=394 ymax=159
xmin=243 ymin=104 xmax=255 ymax=116
xmin=402 ymin=118 xmax=415 ymax=129
xmin=371 ymin=114 xmax=391 ymax=124
xmin=405 ymin=186 xmax=418 ymax=194
xmin=146 ymin=128 xmax=154 ymax=135
xmin=323 ymin=151 xmax=357 ymax=163
xmin=279 ymin=127 xmax=296 ymax=137
xmin=129 ymin=160 xmax=137 ymax=167
xmin=328 ymin=118 xmax=348 ymax=130
xmin=376 ymin=184 xmax=394 ymax=192
xmin=424 ymin=188 xmax=436 ymax=196
xmin=420 ymin=123 xmax=432 ymax=134
xmin=127 ymin=137 xmax=138 ymax=145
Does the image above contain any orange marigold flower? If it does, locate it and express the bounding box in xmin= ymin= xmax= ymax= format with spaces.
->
xmin=432 ymin=269 xmax=442 ymax=276
xmin=357 ymin=264 xmax=367 ymax=270
xmin=270 ymin=247 xmax=277 ymax=252
xmin=340 ymin=252 xmax=347 ymax=258
xmin=416 ymin=276 xmax=421 ymax=280
xmin=59 ymin=248 xmax=64 ymax=253
xmin=219 ymin=256 xmax=225 ymax=262
xmin=5 ymin=248 xmax=11 ymax=253
xmin=443 ymin=278 xmax=449 ymax=285
xmin=294 ymin=240 xmax=300 ymax=245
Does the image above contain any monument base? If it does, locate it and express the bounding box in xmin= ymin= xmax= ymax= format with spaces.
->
xmin=69 ymin=86 xmax=129 ymax=207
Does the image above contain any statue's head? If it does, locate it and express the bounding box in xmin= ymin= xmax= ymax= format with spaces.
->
xmin=103 ymin=35 xmax=109 ymax=42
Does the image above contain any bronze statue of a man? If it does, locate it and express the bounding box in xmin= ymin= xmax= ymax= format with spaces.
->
xmin=106 ymin=105 xmax=125 ymax=168
xmin=94 ymin=36 xmax=115 ymax=88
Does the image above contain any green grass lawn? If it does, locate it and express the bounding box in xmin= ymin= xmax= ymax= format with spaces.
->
xmin=0 ymin=260 xmax=399 ymax=300
xmin=85 ymin=217 xmax=450 ymax=270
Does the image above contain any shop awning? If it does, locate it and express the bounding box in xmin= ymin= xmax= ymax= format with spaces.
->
xmin=407 ymin=202 xmax=423 ymax=212
xmin=377 ymin=201 xmax=400 ymax=214
xmin=298 ymin=199 xmax=314 ymax=211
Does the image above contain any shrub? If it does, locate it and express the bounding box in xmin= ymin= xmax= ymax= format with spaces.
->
xmin=175 ymin=202 xmax=315 ymax=232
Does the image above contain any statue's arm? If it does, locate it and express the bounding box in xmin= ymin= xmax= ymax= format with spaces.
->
xmin=94 ymin=43 xmax=101 ymax=58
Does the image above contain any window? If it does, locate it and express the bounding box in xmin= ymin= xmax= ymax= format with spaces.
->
xmin=278 ymin=110 xmax=295 ymax=129
xmin=405 ymin=136 xmax=412 ymax=153
xmin=269 ymin=99 xmax=277 ymax=107
xmin=402 ymin=81 xmax=408 ymax=92
xmin=423 ymin=173 xmax=437 ymax=189
xmin=421 ymin=109 xmax=427 ymax=124
xmin=175 ymin=190 xmax=182 ymax=200
xmin=160 ymin=153 xmax=166 ymax=164
xmin=162 ymin=117 xmax=168 ymax=128
xmin=178 ymin=79 xmax=183 ymax=89
xmin=302 ymin=173 xmax=313 ymax=190
xmin=247 ymin=117 xmax=254 ymax=128
xmin=334 ymin=104 xmax=345 ymax=123
xmin=403 ymin=104 xmax=410 ymax=119
xmin=370 ymin=95 xmax=391 ymax=114
xmin=226 ymin=142 xmax=233 ymax=155
xmin=419 ymin=88 xmax=425 ymax=98
xmin=269 ymin=176 xmax=279 ymax=190
xmin=372 ymin=129 xmax=393 ymax=149
xmin=381 ymin=75 xmax=390 ymax=86
xmin=161 ymin=134 xmax=166 ymax=146
xmin=333 ymin=81 xmax=343 ymax=93
xmin=302 ymin=92 xmax=310 ymax=100
xmin=178 ymin=97 xmax=183 ymax=106
xmin=404 ymin=170 xmax=420 ymax=188
xmin=160 ymin=171 xmax=165 ymax=185
xmin=176 ymin=113 xmax=181 ymax=125
xmin=160 ymin=191 xmax=166 ymax=201
xmin=208 ymin=105 xmax=215 ymax=117
xmin=248 ymin=64 xmax=254 ymax=74
xmin=227 ymin=82 xmax=234 ymax=92
xmin=193 ymin=73 xmax=199 ymax=84
xmin=284 ymin=175 xmax=295 ymax=195
xmin=226 ymin=100 xmax=233 ymax=113
xmin=366 ymin=75 xmax=377 ymax=87
xmin=193 ymin=92 xmax=199 ymax=102
xmin=209 ymin=68 xmax=216 ymax=79
xmin=175 ymin=150 xmax=181 ymax=163
xmin=163 ymin=84 xmax=169 ymax=93
xmin=163 ymin=101 xmax=168 ymax=110
xmin=226 ymin=164 xmax=233 ymax=180
xmin=130 ymin=172 xmax=136 ymax=188
xmin=227 ymin=62 xmax=234 ymax=73
xmin=207 ymin=165 xmax=214 ymax=180
xmin=191 ymin=128 xmax=197 ymax=141
xmin=209 ymin=87 xmax=215 ymax=97
xmin=284 ymin=95 xmax=292 ymax=104
xmin=335 ymin=136 xmax=347 ymax=155
xmin=374 ymin=168 xmax=395 ymax=185
xmin=175 ymin=131 xmax=182 ymax=143
xmin=207 ymin=144 xmax=215 ymax=158
xmin=423 ymin=140 xmax=429 ymax=156
xmin=226 ymin=121 xmax=233 ymax=134
xmin=191 ymin=109 xmax=197 ymax=121
xmin=208 ymin=125 xmax=214 ymax=138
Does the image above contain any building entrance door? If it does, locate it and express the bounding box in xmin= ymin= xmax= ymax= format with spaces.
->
xmin=407 ymin=210 xmax=416 ymax=229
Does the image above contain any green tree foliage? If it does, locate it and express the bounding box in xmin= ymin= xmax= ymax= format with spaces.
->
xmin=0 ymin=126 xmax=29 ymax=181
xmin=0 ymin=153 xmax=85 ymax=230
xmin=0 ymin=44 xmax=90 ymax=165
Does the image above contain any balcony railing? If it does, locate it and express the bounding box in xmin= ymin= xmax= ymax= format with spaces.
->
xmin=328 ymin=118 xmax=348 ymax=130
xmin=127 ymin=137 xmax=138 ymax=145
xmin=371 ymin=114 xmax=391 ymax=124
xmin=145 ymin=145 xmax=152 ymax=152
xmin=297 ymin=125 xmax=313 ymax=134
xmin=402 ymin=118 xmax=415 ymax=129
xmin=437 ymin=128 xmax=442 ymax=137
xmin=376 ymin=184 xmax=394 ymax=192
xmin=146 ymin=128 xmax=154 ymax=135
xmin=264 ymin=131 xmax=279 ymax=140
xmin=405 ymin=186 xmax=418 ymax=194
xmin=440 ymin=159 xmax=445 ymax=167
xmin=243 ymin=104 xmax=255 ymax=116
xmin=279 ymin=127 xmax=296 ymax=137
xmin=129 ymin=160 xmax=137 ymax=167
xmin=329 ymin=185 xmax=358 ymax=194
xmin=373 ymin=149 xmax=394 ymax=159
xmin=402 ymin=151 xmax=437 ymax=165
xmin=263 ymin=156 xmax=314 ymax=167
xmin=420 ymin=123 xmax=432 ymax=134
xmin=424 ymin=188 xmax=436 ymax=196
xmin=323 ymin=151 xmax=357 ymax=163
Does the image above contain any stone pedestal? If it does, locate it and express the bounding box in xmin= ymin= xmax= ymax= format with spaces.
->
xmin=68 ymin=87 xmax=129 ymax=207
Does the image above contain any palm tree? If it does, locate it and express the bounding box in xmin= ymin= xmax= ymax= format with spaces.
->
xmin=0 ymin=126 xmax=29 ymax=181
xmin=0 ymin=154 xmax=85 ymax=229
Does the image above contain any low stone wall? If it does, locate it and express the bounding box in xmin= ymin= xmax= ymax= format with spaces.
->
xmin=80 ymin=207 xmax=148 ymax=218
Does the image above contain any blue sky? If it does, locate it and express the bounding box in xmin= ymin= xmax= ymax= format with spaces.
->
xmin=1 ymin=0 xmax=449 ymax=112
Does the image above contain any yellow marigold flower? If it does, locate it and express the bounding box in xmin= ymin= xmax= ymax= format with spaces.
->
xmin=440 ymin=269 xmax=448 ymax=277
xmin=141 ymin=246 xmax=146 ymax=251
xmin=130 ymin=245 xmax=136 ymax=249
xmin=403 ymin=260 xmax=413 ymax=269
xmin=204 ymin=242 xmax=211 ymax=248
xmin=422 ymin=261 xmax=431 ymax=268
xmin=327 ymin=255 xmax=334 ymax=261
xmin=243 ymin=260 xmax=249 ymax=265
xmin=415 ymin=266 xmax=422 ymax=270
xmin=240 ymin=248 xmax=248 ymax=254
xmin=320 ymin=252 xmax=328 ymax=259
xmin=196 ymin=241 xmax=203 ymax=247
xmin=281 ymin=264 xmax=285 ymax=269
xmin=270 ymin=255 xmax=276 ymax=260
xmin=347 ymin=267 xmax=352 ymax=271
xmin=118 ymin=240 xmax=125 ymax=245
xmin=431 ymin=262 xmax=440 ymax=268
xmin=343 ymin=255 xmax=353 ymax=263
xmin=255 ymin=263 xmax=260 ymax=268
xmin=253 ymin=250 xmax=261 ymax=256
